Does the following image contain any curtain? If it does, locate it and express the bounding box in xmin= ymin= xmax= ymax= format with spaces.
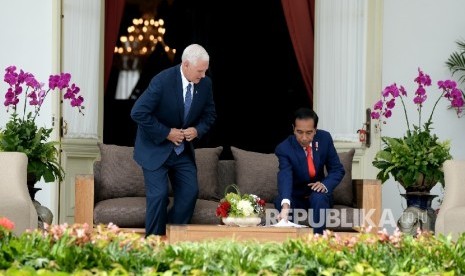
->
xmin=281 ymin=0 xmax=315 ymax=107
xmin=62 ymin=0 xmax=101 ymax=138
xmin=104 ymin=0 xmax=125 ymax=93
xmin=115 ymin=70 xmax=140 ymax=99
xmin=314 ymin=0 xmax=367 ymax=142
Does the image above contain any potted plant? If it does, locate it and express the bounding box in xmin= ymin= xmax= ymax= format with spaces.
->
xmin=216 ymin=184 xmax=266 ymax=226
xmin=0 ymin=65 xmax=84 ymax=199
xmin=371 ymin=68 xmax=465 ymax=233
xmin=371 ymin=68 xmax=463 ymax=192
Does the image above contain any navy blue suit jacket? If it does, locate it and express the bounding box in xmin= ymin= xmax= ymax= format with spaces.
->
xmin=130 ymin=64 xmax=216 ymax=171
xmin=275 ymin=130 xmax=345 ymax=201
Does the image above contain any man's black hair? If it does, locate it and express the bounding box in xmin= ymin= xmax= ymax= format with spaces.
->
xmin=294 ymin=107 xmax=319 ymax=128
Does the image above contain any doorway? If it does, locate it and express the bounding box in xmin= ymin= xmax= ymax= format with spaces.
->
xmin=104 ymin=0 xmax=308 ymax=158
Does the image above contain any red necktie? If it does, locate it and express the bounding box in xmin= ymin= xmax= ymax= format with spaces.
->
xmin=306 ymin=146 xmax=316 ymax=178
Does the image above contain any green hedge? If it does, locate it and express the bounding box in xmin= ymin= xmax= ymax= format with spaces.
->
xmin=0 ymin=223 xmax=464 ymax=275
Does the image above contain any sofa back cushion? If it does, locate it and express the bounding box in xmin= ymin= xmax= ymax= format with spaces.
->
xmin=94 ymin=161 xmax=102 ymax=202
xmin=216 ymin=160 xmax=236 ymax=200
xmin=231 ymin=147 xmax=279 ymax=203
xmin=97 ymin=143 xmax=145 ymax=202
xmin=195 ymin=146 xmax=223 ymax=200
xmin=230 ymin=146 xmax=355 ymax=207
xmin=95 ymin=143 xmax=355 ymax=207
xmin=332 ymin=148 xmax=355 ymax=206
xmin=96 ymin=143 xmax=222 ymax=202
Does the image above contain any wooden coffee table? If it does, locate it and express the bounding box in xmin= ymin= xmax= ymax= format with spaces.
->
xmin=168 ymin=224 xmax=313 ymax=243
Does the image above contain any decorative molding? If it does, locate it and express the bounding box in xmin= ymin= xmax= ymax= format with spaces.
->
xmin=59 ymin=138 xmax=100 ymax=224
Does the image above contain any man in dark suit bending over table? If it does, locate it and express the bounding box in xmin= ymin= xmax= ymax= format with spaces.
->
xmin=131 ymin=44 xmax=216 ymax=237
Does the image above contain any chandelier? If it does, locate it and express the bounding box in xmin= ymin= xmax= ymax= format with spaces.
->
xmin=114 ymin=16 xmax=176 ymax=69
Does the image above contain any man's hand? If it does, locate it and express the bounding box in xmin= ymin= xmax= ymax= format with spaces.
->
xmin=182 ymin=127 xmax=198 ymax=142
xmin=167 ymin=128 xmax=185 ymax=145
xmin=308 ymin=181 xmax=328 ymax=193
xmin=278 ymin=203 xmax=290 ymax=221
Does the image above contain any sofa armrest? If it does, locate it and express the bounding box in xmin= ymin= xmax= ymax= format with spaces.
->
xmin=353 ymin=179 xmax=382 ymax=231
xmin=75 ymin=174 xmax=94 ymax=228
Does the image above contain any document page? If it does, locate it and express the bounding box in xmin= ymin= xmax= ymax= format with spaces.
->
xmin=269 ymin=219 xmax=308 ymax=228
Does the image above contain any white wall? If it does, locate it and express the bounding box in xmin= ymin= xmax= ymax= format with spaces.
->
xmin=381 ymin=0 xmax=465 ymax=232
xmin=0 ymin=1 xmax=57 ymax=219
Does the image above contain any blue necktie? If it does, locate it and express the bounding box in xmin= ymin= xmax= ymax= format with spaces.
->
xmin=184 ymin=83 xmax=192 ymax=120
xmin=174 ymin=83 xmax=192 ymax=155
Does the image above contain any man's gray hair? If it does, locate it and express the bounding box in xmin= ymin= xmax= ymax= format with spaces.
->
xmin=181 ymin=44 xmax=209 ymax=65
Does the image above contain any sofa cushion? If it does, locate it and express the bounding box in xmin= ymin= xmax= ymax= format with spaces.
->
xmin=94 ymin=197 xmax=222 ymax=228
xmin=332 ymin=149 xmax=356 ymax=206
xmin=97 ymin=143 xmax=145 ymax=202
xmin=97 ymin=143 xmax=222 ymax=202
xmin=94 ymin=197 xmax=146 ymax=227
xmin=231 ymin=147 xmax=279 ymax=203
xmin=328 ymin=205 xmax=359 ymax=232
xmin=195 ymin=147 xmax=223 ymax=200
xmin=190 ymin=199 xmax=223 ymax=225
xmin=215 ymin=160 xmax=236 ymax=200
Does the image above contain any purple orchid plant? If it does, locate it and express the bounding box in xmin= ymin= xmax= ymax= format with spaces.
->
xmin=370 ymin=68 xmax=463 ymax=191
xmin=1 ymin=65 xmax=85 ymax=183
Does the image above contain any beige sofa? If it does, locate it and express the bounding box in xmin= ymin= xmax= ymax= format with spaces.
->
xmin=75 ymin=144 xmax=381 ymax=232
xmin=0 ymin=152 xmax=38 ymax=236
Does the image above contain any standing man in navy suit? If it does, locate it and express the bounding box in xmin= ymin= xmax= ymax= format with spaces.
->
xmin=274 ymin=108 xmax=344 ymax=234
xmin=131 ymin=44 xmax=216 ymax=237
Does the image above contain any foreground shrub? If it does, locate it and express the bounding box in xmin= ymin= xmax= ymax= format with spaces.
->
xmin=0 ymin=223 xmax=464 ymax=275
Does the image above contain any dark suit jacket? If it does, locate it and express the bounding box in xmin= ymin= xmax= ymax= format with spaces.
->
xmin=275 ymin=131 xmax=345 ymax=201
xmin=130 ymin=64 xmax=216 ymax=171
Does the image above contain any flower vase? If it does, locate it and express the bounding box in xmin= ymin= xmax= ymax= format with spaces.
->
xmin=27 ymin=173 xmax=53 ymax=229
xmin=397 ymin=191 xmax=437 ymax=235
xmin=27 ymin=173 xmax=41 ymax=200
xmin=222 ymin=216 xmax=261 ymax=227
